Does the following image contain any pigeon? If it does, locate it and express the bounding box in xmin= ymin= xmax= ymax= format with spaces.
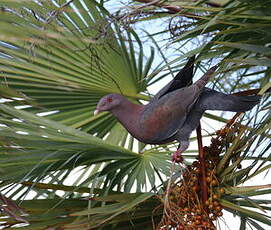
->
xmin=94 ymin=57 xmax=261 ymax=161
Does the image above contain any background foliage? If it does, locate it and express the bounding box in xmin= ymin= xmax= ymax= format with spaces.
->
xmin=0 ymin=0 xmax=270 ymax=229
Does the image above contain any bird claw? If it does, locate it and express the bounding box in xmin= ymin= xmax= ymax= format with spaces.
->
xmin=172 ymin=150 xmax=183 ymax=163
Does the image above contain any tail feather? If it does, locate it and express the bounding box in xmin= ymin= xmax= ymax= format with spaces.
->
xmin=198 ymin=88 xmax=261 ymax=112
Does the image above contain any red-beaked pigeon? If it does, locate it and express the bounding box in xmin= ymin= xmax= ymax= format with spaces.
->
xmin=94 ymin=57 xmax=261 ymax=161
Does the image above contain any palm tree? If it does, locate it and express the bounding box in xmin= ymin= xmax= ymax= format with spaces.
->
xmin=0 ymin=0 xmax=270 ymax=229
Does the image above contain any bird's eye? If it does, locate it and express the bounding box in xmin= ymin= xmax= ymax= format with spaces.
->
xmin=107 ymin=97 xmax=113 ymax=103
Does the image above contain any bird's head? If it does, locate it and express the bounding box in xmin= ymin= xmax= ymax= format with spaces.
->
xmin=94 ymin=93 xmax=123 ymax=115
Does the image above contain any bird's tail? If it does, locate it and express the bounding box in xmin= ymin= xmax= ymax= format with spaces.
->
xmin=194 ymin=66 xmax=217 ymax=89
xmin=198 ymin=88 xmax=261 ymax=112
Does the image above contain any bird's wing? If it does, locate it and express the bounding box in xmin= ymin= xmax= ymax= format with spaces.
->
xmin=140 ymin=66 xmax=216 ymax=144
xmin=150 ymin=56 xmax=195 ymax=102
xmin=140 ymin=85 xmax=200 ymax=143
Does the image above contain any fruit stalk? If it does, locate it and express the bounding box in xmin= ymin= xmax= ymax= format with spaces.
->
xmin=196 ymin=123 xmax=208 ymax=206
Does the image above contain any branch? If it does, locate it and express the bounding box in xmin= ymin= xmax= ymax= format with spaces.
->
xmin=196 ymin=123 xmax=208 ymax=205
xmin=206 ymin=1 xmax=221 ymax=7
xmin=135 ymin=0 xmax=181 ymax=13
xmin=135 ymin=0 xmax=221 ymax=14
xmin=135 ymin=0 xmax=196 ymax=16
xmin=45 ymin=0 xmax=75 ymax=24
xmin=233 ymin=87 xmax=271 ymax=96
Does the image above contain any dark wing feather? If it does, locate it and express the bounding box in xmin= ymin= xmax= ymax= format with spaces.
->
xmin=151 ymin=56 xmax=195 ymax=102
xmin=163 ymin=55 xmax=195 ymax=93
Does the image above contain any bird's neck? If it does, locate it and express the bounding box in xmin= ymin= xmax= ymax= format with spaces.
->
xmin=111 ymin=100 xmax=144 ymax=137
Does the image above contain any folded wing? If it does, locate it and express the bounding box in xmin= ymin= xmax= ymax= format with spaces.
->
xmin=140 ymin=67 xmax=216 ymax=144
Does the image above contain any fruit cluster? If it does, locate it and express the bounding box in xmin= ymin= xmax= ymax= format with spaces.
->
xmin=158 ymin=161 xmax=224 ymax=229
xmin=158 ymin=122 xmax=237 ymax=230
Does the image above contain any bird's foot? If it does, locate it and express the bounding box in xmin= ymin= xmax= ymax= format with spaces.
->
xmin=171 ymin=149 xmax=183 ymax=163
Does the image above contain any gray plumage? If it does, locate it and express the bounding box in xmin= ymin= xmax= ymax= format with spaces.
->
xmin=94 ymin=57 xmax=261 ymax=155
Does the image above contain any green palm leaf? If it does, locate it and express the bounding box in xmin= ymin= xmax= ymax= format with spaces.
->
xmin=0 ymin=0 xmax=271 ymax=229
xmin=0 ymin=0 xmax=152 ymax=143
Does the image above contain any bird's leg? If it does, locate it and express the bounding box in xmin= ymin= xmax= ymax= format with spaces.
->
xmin=171 ymin=141 xmax=189 ymax=163
xmin=171 ymin=148 xmax=183 ymax=163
